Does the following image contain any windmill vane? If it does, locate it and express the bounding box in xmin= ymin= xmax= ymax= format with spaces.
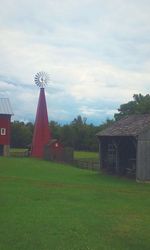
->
xmin=34 ymin=71 xmax=49 ymax=88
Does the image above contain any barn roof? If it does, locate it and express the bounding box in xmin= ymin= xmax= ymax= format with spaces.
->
xmin=97 ymin=114 xmax=150 ymax=137
xmin=0 ymin=98 xmax=13 ymax=115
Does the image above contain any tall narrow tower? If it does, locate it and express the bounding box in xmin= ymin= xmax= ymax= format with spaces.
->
xmin=31 ymin=72 xmax=51 ymax=158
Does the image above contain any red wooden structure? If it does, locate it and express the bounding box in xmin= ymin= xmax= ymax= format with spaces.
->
xmin=0 ymin=98 xmax=13 ymax=156
xmin=44 ymin=139 xmax=64 ymax=161
xmin=31 ymin=88 xmax=51 ymax=158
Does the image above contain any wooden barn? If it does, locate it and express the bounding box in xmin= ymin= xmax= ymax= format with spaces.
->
xmin=0 ymin=98 xmax=13 ymax=156
xmin=97 ymin=114 xmax=150 ymax=182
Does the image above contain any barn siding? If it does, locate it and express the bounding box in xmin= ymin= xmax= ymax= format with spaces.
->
xmin=138 ymin=129 xmax=150 ymax=141
xmin=98 ymin=140 xmax=102 ymax=170
xmin=137 ymin=140 xmax=150 ymax=181
xmin=99 ymin=139 xmax=107 ymax=170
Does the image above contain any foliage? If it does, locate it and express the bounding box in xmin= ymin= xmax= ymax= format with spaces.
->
xmin=0 ymin=157 xmax=150 ymax=250
xmin=11 ymin=116 xmax=113 ymax=151
xmin=49 ymin=120 xmax=61 ymax=139
xmin=11 ymin=121 xmax=33 ymax=148
xmin=115 ymin=93 xmax=150 ymax=120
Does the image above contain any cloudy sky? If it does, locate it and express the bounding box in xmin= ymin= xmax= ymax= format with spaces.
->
xmin=0 ymin=0 xmax=150 ymax=125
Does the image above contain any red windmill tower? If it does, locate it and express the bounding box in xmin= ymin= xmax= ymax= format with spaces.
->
xmin=31 ymin=72 xmax=51 ymax=158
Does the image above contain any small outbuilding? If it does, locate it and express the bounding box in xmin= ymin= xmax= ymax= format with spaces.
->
xmin=97 ymin=114 xmax=150 ymax=182
xmin=0 ymin=98 xmax=13 ymax=156
xmin=44 ymin=139 xmax=73 ymax=163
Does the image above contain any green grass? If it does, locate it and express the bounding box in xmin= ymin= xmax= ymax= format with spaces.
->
xmin=74 ymin=151 xmax=99 ymax=159
xmin=10 ymin=149 xmax=99 ymax=159
xmin=0 ymin=157 xmax=150 ymax=250
xmin=10 ymin=148 xmax=27 ymax=152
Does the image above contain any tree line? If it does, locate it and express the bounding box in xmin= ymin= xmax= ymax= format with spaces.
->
xmin=11 ymin=116 xmax=113 ymax=151
xmin=11 ymin=93 xmax=150 ymax=151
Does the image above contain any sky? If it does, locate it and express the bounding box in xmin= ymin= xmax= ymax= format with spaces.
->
xmin=0 ymin=0 xmax=150 ymax=125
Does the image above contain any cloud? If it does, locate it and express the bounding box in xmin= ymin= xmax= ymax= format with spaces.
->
xmin=79 ymin=106 xmax=117 ymax=117
xmin=0 ymin=0 xmax=150 ymax=124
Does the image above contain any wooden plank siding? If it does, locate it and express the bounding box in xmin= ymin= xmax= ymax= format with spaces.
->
xmin=137 ymin=140 xmax=150 ymax=181
xmin=136 ymin=129 xmax=150 ymax=181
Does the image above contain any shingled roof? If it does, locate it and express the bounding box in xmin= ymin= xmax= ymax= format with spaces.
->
xmin=97 ymin=114 xmax=150 ymax=137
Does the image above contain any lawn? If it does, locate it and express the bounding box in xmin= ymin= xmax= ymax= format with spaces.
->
xmin=0 ymin=157 xmax=150 ymax=250
xmin=10 ymin=148 xmax=28 ymax=152
xmin=10 ymin=149 xmax=99 ymax=159
xmin=74 ymin=151 xmax=99 ymax=159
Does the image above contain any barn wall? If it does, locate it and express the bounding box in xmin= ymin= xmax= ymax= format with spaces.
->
xmin=137 ymin=135 xmax=150 ymax=181
xmin=0 ymin=115 xmax=11 ymax=145
xmin=138 ymin=129 xmax=150 ymax=141
xmin=98 ymin=139 xmax=101 ymax=170
xmin=98 ymin=137 xmax=110 ymax=170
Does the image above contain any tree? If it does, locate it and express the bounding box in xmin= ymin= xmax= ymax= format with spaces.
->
xmin=11 ymin=121 xmax=33 ymax=148
xmin=49 ymin=121 xmax=61 ymax=139
xmin=114 ymin=94 xmax=150 ymax=120
xmin=71 ymin=116 xmax=88 ymax=150
xmin=60 ymin=125 xmax=75 ymax=147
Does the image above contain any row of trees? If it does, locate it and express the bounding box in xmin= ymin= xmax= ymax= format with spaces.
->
xmin=11 ymin=94 xmax=150 ymax=151
xmin=11 ymin=116 xmax=113 ymax=151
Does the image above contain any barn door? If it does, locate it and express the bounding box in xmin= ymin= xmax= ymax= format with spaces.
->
xmin=0 ymin=145 xmax=4 ymax=156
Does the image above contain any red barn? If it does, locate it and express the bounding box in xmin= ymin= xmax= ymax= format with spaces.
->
xmin=0 ymin=98 xmax=13 ymax=156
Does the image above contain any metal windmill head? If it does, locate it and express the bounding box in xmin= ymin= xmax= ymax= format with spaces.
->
xmin=34 ymin=71 xmax=50 ymax=88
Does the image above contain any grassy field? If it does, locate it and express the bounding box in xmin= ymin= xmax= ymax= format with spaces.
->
xmin=74 ymin=151 xmax=98 ymax=159
xmin=10 ymin=149 xmax=99 ymax=159
xmin=10 ymin=148 xmax=28 ymax=152
xmin=0 ymin=157 xmax=150 ymax=250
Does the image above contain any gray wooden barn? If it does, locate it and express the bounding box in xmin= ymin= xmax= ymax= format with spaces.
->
xmin=97 ymin=114 xmax=150 ymax=182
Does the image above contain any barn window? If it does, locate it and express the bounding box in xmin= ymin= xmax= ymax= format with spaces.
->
xmin=1 ymin=128 xmax=6 ymax=135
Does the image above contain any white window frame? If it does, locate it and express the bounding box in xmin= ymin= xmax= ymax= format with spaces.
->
xmin=1 ymin=128 xmax=6 ymax=136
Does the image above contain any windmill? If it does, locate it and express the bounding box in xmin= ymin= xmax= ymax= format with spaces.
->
xmin=31 ymin=72 xmax=51 ymax=158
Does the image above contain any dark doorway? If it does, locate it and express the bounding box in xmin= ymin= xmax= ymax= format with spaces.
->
xmin=100 ymin=136 xmax=137 ymax=176
xmin=119 ymin=137 xmax=137 ymax=175
xmin=0 ymin=145 xmax=4 ymax=156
